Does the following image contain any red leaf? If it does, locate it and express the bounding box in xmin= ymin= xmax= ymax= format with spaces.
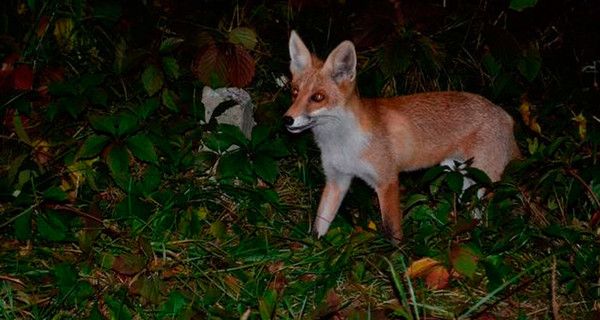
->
xmin=112 ymin=253 xmax=146 ymax=275
xmin=37 ymin=15 xmax=50 ymax=37
xmin=193 ymin=44 xmax=227 ymax=86
xmin=590 ymin=210 xmax=600 ymax=227
xmin=226 ymin=45 xmax=255 ymax=87
xmin=425 ymin=265 xmax=450 ymax=289
xmin=14 ymin=65 xmax=34 ymax=90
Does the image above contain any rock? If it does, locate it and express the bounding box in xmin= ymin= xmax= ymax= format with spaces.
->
xmin=201 ymin=86 xmax=255 ymax=139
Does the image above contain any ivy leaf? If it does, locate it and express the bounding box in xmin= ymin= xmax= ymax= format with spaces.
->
xmin=226 ymin=45 xmax=255 ymax=87
xmin=37 ymin=211 xmax=68 ymax=241
xmin=139 ymin=98 xmax=159 ymax=119
xmin=253 ymin=154 xmax=278 ymax=184
xmin=193 ymin=44 xmax=228 ymax=87
xmin=141 ymin=165 xmax=161 ymax=193
xmin=421 ymin=166 xmax=446 ymax=184
xmin=217 ymin=149 xmax=251 ymax=180
xmin=218 ymin=124 xmax=249 ymax=149
xmin=117 ymin=112 xmax=139 ymax=136
xmin=126 ymin=133 xmax=158 ymax=164
xmin=14 ymin=207 xmax=32 ymax=241
xmin=161 ymin=291 xmax=186 ymax=317
xmin=251 ymin=125 xmax=271 ymax=149
xmin=78 ymin=134 xmax=110 ymax=158
xmin=141 ymin=64 xmax=164 ymax=96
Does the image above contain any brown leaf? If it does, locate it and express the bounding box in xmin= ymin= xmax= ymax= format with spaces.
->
xmin=14 ymin=65 xmax=34 ymax=90
xmin=407 ymin=257 xmax=438 ymax=278
xmin=425 ymin=265 xmax=450 ymax=289
xmin=226 ymin=45 xmax=255 ymax=88
xmin=112 ymin=253 xmax=146 ymax=275
xmin=193 ymin=44 xmax=227 ymax=87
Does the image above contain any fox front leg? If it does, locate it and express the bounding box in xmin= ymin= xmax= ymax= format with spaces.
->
xmin=312 ymin=175 xmax=352 ymax=238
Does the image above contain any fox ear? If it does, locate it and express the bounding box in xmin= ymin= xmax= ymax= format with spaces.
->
xmin=289 ymin=31 xmax=312 ymax=75
xmin=323 ymin=40 xmax=356 ymax=83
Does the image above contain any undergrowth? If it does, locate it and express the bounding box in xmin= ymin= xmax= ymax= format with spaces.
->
xmin=0 ymin=0 xmax=599 ymax=319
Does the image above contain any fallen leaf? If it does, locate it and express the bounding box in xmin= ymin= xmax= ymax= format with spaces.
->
xmin=425 ymin=265 xmax=450 ymax=289
xmin=407 ymin=257 xmax=439 ymax=278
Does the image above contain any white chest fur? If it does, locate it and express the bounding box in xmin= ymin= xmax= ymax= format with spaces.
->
xmin=312 ymin=108 xmax=379 ymax=187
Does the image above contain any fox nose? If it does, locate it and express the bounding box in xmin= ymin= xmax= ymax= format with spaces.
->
xmin=283 ymin=116 xmax=294 ymax=126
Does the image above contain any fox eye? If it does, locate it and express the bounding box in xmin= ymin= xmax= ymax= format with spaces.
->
xmin=311 ymin=93 xmax=325 ymax=102
xmin=291 ymin=88 xmax=299 ymax=98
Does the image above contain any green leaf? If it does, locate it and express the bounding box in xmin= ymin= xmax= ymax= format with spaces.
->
xmin=421 ymin=166 xmax=446 ymax=184
xmin=218 ymin=124 xmax=249 ymax=149
xmin=106 ymin=295 xmax=133 ymax=320
xmin=43 ymin=186 xmax=68 ymax=201
xmin=141 ymin=165 xmax=161 ymax=193
xmin=139 ymin=98 xmax=160 ymax=119
xmin=258 ymin=289 xmax=277 ymax=320
xmin=162 ymin=89 xmax=179 ymax=112
xmin=141 ymin=64 xmax=164 ymax=96
xmin=14 ymin=207 xmax=32 ymax=241
xmin=48 ymin=81 xmax=78 ymax=96
xmin=78 ymin=134 xmax=110 ymax=158
xmin=210 ymin=220 xmax=226 ymax=239
xmin=451 ymin=245 xmax=478 ymax=279
xmin=217 ymin=149 xmax=251 ymax=180
xmin=253 ymin=154 xmax=278 ymax=184
xmin=229 ymin=27 xmax=258 ymax=50
xmin=37 ymin=211 xmax=68 ymax=241
xmin=106 ymin=143 xmax=130 ymax=176
xmin=162 ymin=57 xmax=180 ymax=79
xmin=482 ymin=53 xmax=500 ymax=78
xmin=195 ymin=151 xmax=218 ymax=172
xmin=161 ymin=291 xmax=186 ymax=317
xmin=446 ymin=171 xmax=464 ymax=194
xmin=90 ymin=115 xmax=117 ymax=136
xmin=517 ymin=48 xmax=541 ymax=83
xmin=465 ymin=167 xmax=492 ymax=185
xmin=86 ymin=87 xmax=108 ymax=106
xmin=126 ymin=133 xmax=158 ymax=164
xmin=54 ymin=263 xmax=77 ymax=296
xmin=509 ymin=0 xmax=537 ymax=11
xmin=62 ymin=95 xmax=87 ymax=117
xmin=117 ymin=112 xmax=139 ymax=136
xmin=13 ymin=112 xmax=32 ymax=146
xmin=251 ymin=125 xmax=271 ymax=148
xmin=159 ymin=37 xmax=184 ymax=53
xmin=79 ymin=73 xmax=106 ymax=91
xmin=256 ymin=138 xmax=289 ymax=157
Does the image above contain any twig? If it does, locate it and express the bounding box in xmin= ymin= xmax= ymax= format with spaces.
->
xmin=551 ymin=255 xmax=561 ymax=319
xmin=48 ymin=204 xmax=104 ymax=224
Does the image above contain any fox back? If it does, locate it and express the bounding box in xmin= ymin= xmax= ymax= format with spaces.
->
xmin=283 ymin=31 xmax=520 ymax=242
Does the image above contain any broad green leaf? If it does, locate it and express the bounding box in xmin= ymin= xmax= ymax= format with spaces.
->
xmin=162 ymin=89 xmax=179 ymax=112
xmin=509 ymin=0 xmax=537 ymax=11
xmin=251 ymin=125 xmax=271 ymax=148
xmin=159 ymin=37 xmax=184 ymax=53
xmin=217 ymin=149 xmax=251 ymax=180
xmin=126 ymin=133 xmax=158 ymax=164
xmin=161 ymin=290 xmax=186 ymax=317
xmin=517 ymin=48 xmax=541 ymax=83
xmin=86 ymin=87 xmax=108 ymax=106
xmin=62 ymin=95 xmax=87 ymax=117
xmin=106 ymin=143 xmax=130 ymax=176
xmin=48 ymin=81 xmax=78 ymax=96
xmin=421 ymin=165 xmax=446 ymax=184
xmin=446 ymin=171 xmax=464 ymax=194
xmin=141 ymin=165 xmax=161 ymax=193
xmin=141 ymin=64 xmax=164 ymax=96
xmin=229 ymin=27 xmax=258 ymax=50
xmin=451 ymin=245 xmax=478 ymax=279
xmin=195 ymin=151 xmax=218 ymax=172
xmin=43 ymin=186 xmax=68 ymax=201
xmin=14 ymin=207 xmax=32 ymax=241
xmin=78 ymin=134 xmax=110 ymax=158
xmin=139 ymin=98 xmax=159 ymax=119
xmin=115 ymin=196 xmax=151 ymax=220
xmin=253 ymin=154 xmax=278 ymax=184
xmin=117 ymin=112 xmax=139 ymax=136
xmin=37 ymin=211 xmax=68 ymax=241
xmin=465 ymin=167 xmax=492 ymax=185
xmin=8 ymin=154 xmax=27 ymax=185
xmin=90 ymin=114 xmax=117 ymax=135
xmin=106 ymin=295 xmax=133 ymax=320
xmin=210 ymin=220 xmax=226 ymax=239
xmin=54 ymin=263 xmax=77 ymax=296
xmin=482 ymin=53 xmax=500 ymax=78
xmin=162 ymin=57 xmax=180 ymax=79
xmin=79 ymin=73 xmax=106 ymax=90
xmin=256 ymin=138 xmax=289 ymax=157
xmin=219 ymin=124 xmax=249 ymax=149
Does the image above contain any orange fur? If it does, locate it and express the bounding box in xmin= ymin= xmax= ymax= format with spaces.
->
xmin=284 ymin=31 xmax=520 ymax=242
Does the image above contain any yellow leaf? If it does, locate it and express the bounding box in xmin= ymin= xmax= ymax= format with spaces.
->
xmin=407 ymin=257 xmax=439 ymax=278
xmin=519 ymin=99 xmax=532 ymax=125
xmin=53 ymin=18 xmax=74 ymax=51
xmin=367 ymin=220 xmax=377 ymax=231
xmin=572 ymin=113 xmax=587 ymax=141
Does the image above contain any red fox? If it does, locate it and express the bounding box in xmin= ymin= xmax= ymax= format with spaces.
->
xmin=283 ymin=31 xmax=520 ymax=242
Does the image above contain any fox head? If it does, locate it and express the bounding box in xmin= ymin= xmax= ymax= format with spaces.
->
xmin=283 ymin=31 xmax=357 ymax=133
